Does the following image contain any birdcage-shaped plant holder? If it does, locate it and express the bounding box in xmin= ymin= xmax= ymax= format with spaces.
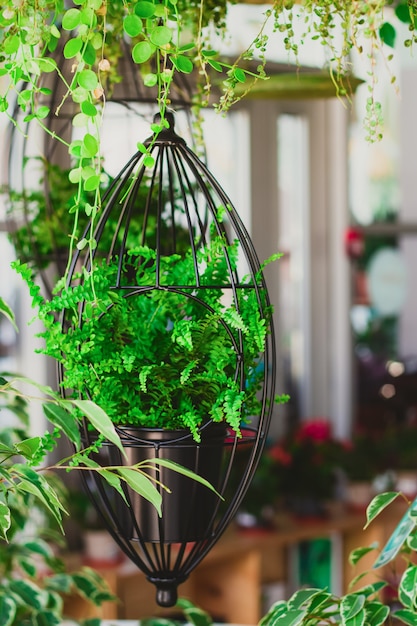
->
xmin=59 ymin=113 xmax=276 ymax=607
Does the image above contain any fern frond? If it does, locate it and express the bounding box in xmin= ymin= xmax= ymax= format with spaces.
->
xmin=172 ymin=319 xmax=194 ymax=351
xmin=223 ymin=308 xmax=248 ymax=333
xmin=139 ymin=365 xmax=154 ymax=393
xmin=180 ymin=360 xmax=198 ymax=385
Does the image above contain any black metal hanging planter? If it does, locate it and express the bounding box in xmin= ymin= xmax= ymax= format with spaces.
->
xmin=60 ymin=113 xmax=277 ymax=607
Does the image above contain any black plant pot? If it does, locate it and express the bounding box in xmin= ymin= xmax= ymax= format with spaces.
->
xmin=86 ymin=423 xmax=226 ymax=544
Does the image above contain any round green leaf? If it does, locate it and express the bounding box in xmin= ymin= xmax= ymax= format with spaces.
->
xmin=76 ymin=237 xmax=88 ymax=250
xmin=17 ymin=90 xmax=32 ymax=105
xmin=81 ymin=100 xmax=98 ymax=117
xmin=143 ymin=72 xmax=158 ymax=87
xmin=396 ymin=3 xmax=412 ymax=23
xmin=77 ymin=69 xmax=98 ymax=90
xmin=341 ymin=594 xmax=365 ymax=621
xmin=153 ymin=4 xmax=166 ymax=17
xmin=35 ymin=106 xmax=50 ymax=119
xmin=81 ymin=166 xmax=96 ymax=180
xmin=91 ymin=33 xmax=103 ymax=50
xmin=72 ymin=112 xmax=89 ymax=127
xmin=134 ymin=1 xmax=155 ymax=18
xmin=80 ymin=7 xmax=96 ymax=26
xmin=160 ymin=68 xmax=173 ymax=83
xmin=69 ymin=168 xmax=81 ymax=183
xmin=144 ymin=155 xmax=155 ymax=168
xmin=83 ymin=42 xmax=96 ymax=65
xmin=172 ymin=55 xmax=193 ymax=74
xmin=379 ymin=22 xmax=396 ymax=48
xmin=71 ymin=86 xmax=89 ymax=103
xmin=132 ymin=40 xmax=155 ymax=64
xmin=50 ymin=24 xmax=61 ymax=39
xmin=4 ymin=35 xmax=20 ymax=54
xmin=63 ymin=37 xmax=83 ymax=59
xmin=124 ymin=14 xmax=143 ymax=37
xmin=62 ymin=8 xmax=81 ymax=30
xmin=48 ymin=35 xmax=58 ymax=52
xmin=399 ymin=565 xmax=417 ymax=609
xmin=77 ymin=23 xmax=88 ymax=37
xmin=69 ymin=140 xmax=82 ymax=157
xmin=150 ymin=25 xmax=172 ymax=47
xmin=84 ymin=175 xmax=100 ymax=191
xmin=233 ymin=67 xmax=246 ymax=83
xmin=82 ymin=133 xmax=99 ymax=157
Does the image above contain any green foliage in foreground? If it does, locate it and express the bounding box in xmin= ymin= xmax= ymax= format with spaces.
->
xmin=261 ymin=491 xmax=417 ymax=626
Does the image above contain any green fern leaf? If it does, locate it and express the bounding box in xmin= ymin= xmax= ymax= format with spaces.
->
xmin=180 ymin=360 xmax=198 ymax=385
xmin=139 ymin=366 xmax=154 ymax=393
xmin=223 ymin=308 xmax=247 ymax=333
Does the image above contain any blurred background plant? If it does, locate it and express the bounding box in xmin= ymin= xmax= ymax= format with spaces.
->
xmin=0 ymin=371 xmax=115 ymax=625
xmin=339 ymin=429 xmax=383 ymax=484
xmin=269 ymin=419 xmax=347 ymax=518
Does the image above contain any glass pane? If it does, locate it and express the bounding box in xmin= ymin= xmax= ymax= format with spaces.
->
xmin=277 ymin=113 xmax=310 ymax=419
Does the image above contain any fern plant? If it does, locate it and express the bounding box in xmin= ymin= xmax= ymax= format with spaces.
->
xmin=14 ymin=231 xmax=278 ymax=442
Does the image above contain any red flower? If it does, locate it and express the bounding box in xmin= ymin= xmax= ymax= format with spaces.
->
xmin=269 ymin=444 xmax=292 ymax=466
xmin=296 ymin=419 xmax=332 ymax=443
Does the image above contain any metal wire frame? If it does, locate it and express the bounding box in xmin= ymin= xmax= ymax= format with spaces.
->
xmin=59 ymin=113 xmax=277 ymax=607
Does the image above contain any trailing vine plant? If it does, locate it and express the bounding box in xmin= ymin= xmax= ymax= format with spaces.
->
xmin=1 ymin=0 xmax=415 ymax=275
